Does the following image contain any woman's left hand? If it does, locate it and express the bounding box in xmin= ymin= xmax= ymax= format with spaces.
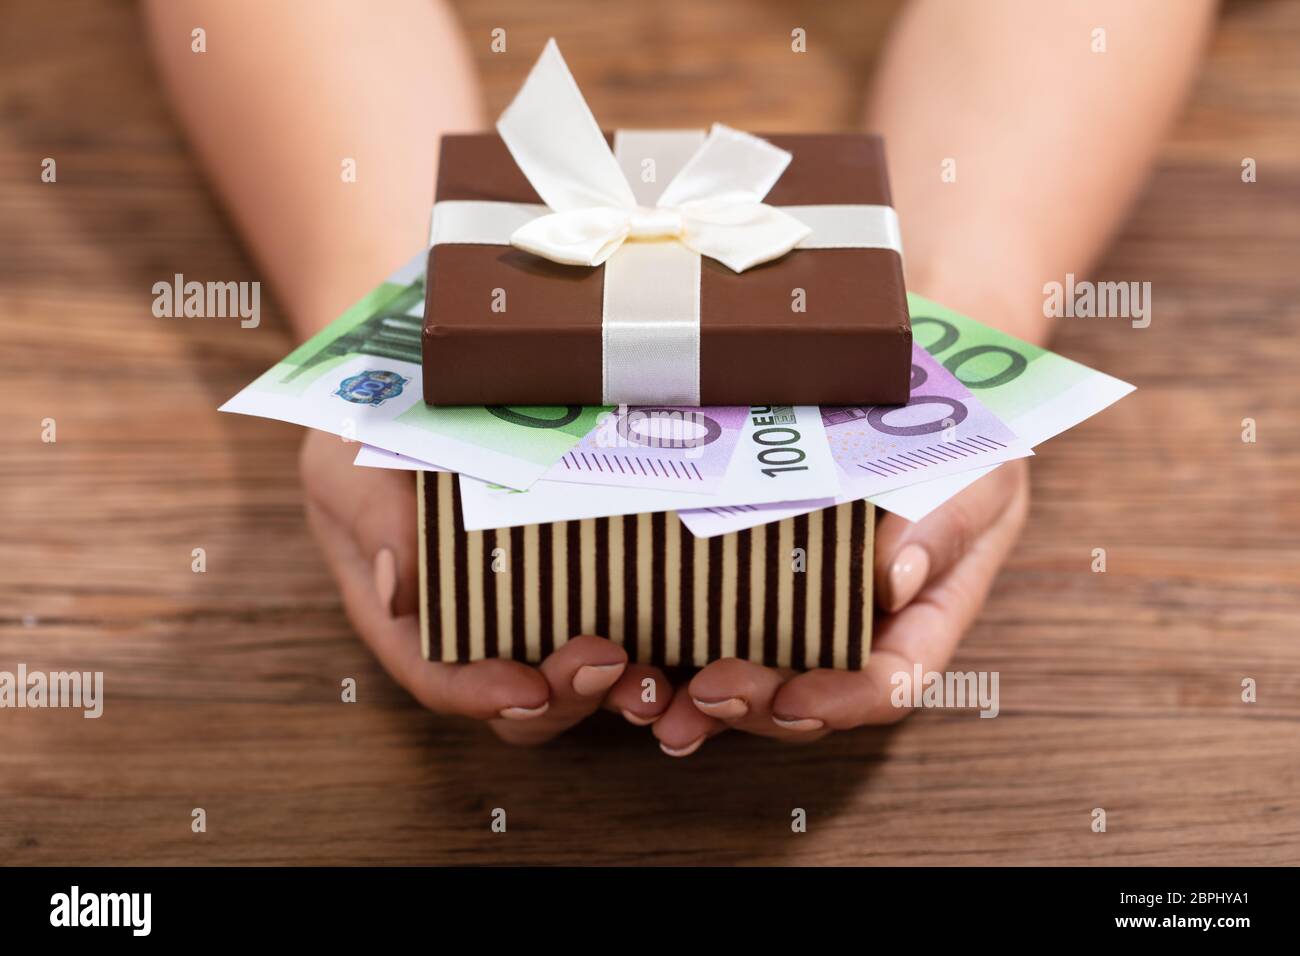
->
xmin=648 ymin=459 xmax=1031 ymax=756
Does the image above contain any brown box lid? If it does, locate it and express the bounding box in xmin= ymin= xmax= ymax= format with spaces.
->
xmin=423 ymin=132 xmax=911 ymax=406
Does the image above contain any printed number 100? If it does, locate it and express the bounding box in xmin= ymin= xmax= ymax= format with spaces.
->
xmin=754 ymin=425 xmax=808 ymax=477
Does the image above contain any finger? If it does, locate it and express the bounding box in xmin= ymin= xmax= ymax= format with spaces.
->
xmin=490 ymin=636 xmax=628 ymax=746
xmin=306 ymin=484 xmax=550 ymax=721
xmin=603 ymin=663 xmax=674 ymax=726
xmin=687 ymin=659 xmax=820 ymax=741
xmin=652 ymin=686 xmax=728 ymax=757
xmin=774 ymin=468 xmax=1030 ymax=730
xmin=874 ymin=458 xmax=1028 ymax=613
xmin=300 ymin=431 xmax=420 ymax=615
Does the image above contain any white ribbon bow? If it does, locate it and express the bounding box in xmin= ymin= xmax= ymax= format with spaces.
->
xmin=497 ymin=40 xmax=811 ymax=273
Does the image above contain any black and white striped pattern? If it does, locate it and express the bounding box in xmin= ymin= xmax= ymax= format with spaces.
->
xmin=418 ymin=471 xmax=873 ymax=670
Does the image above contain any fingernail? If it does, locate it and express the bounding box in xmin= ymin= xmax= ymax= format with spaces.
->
xmin=621 ymin=708 xmax=659 ymax=726
xmin=773 ymin=715 xmax=825 ymax=732
xmin=660 ymin=735 xmax=706 ymax=758
xmin=373 ymin=548 xmax=398 ymax=616
xmin=887 ymin=543 xmax=930 ymax=612
xmin=498 ymin=702 xmax=549 ymax=720
xmin=692 ymin=696 xmax=749 ymax=720
xmin=572 ymin=662 xmax=626 ymax=696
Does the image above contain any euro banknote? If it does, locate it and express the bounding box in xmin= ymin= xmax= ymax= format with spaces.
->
xmin=542 ymin=404 xmax=749 ymax=493
xmin=220 ymin=252 xmax=608 ymax=489
xmin=822 ymin=342 xmax=1029 ymax=500
xmin=678 ymin=293 xmax=1134 ymax=534
xmin=357 ymin=404 xmax=845 ymax=530
xmin=530 ymin=343 xmax=1025 ymax=501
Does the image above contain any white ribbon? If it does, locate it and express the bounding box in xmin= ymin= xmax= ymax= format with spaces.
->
xmin=429 ymin=38 xmax=903 ymax=405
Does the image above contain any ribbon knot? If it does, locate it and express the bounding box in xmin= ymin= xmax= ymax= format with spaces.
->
xmin=629 ymin=206 xmax=684 ymax=240
xmin=497 ymin=39 xmax=811 ymax=274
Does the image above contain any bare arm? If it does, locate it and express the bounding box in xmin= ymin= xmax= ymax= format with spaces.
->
xmin=142 ymin=0 xmax=482 ymax=337
xmin=142 ymin=2 xmax=662 ymax=743
xmin=664 ymin=0 xmax=1220 ymax=749
xmin=867 ymin=0 xmax=1216 ymax=343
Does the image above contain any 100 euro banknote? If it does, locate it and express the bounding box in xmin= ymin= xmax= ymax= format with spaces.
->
xmin=542 ymin=404 xmax=750 ymax=494
xmin=220 ymin=252 xmax=607 ymax=489
xmin=823 ymin=342 xmax=1029 ymax=499
xmin=457 ymin=404 xmax=841 ymax=530
xmin=355 ymin=404 xmax=843 ymax=530
xmin=679 ymin=343 xmax=1033 ymax=536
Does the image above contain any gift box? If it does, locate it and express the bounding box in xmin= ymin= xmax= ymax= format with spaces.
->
xmin=418 ymin=471 xmax=874 ymax=670
xmin=421 ymin=41 xmax=911 ymax=408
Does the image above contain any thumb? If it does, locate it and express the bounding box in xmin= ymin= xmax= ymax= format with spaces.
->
xmin=874 ymin=459 xmax=1028 ymax=613
xmin=299 ymin=431 xmax=420 ymax=617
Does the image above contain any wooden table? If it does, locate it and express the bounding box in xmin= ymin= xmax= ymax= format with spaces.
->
xmin=2 ymin=0 xmax=1297 ymax=866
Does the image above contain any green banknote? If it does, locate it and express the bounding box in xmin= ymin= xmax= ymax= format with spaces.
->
xmin=867 ymin=294 xmax=1135 ymax=519
xmin=904 ymin=293 xmax=1130 ymax=443
xmin=220 ymin=252 xmax=608 ymax=489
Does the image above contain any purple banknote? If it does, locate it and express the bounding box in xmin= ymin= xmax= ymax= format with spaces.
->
xmin=545 ymin=405 xmax=749 ymax=493
xmin=821 ymin=344 xmax=1026 ymax=498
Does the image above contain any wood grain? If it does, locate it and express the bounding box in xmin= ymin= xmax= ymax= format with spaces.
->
xmin=1 ymin=0 xmax=1298 ymax=865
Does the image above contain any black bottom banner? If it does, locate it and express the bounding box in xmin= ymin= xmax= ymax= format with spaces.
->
xmin=0 ymin=866 xmax=1276 ymax=942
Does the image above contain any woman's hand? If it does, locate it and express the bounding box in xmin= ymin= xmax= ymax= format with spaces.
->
xmin=650 ymin=459 xmax=1031 ymax=755
xmin=299 ymin=430 xmax=673 ymax=744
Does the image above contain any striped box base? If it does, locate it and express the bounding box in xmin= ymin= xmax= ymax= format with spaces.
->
xmin=418 ymin=471 xmax=873 ymax=670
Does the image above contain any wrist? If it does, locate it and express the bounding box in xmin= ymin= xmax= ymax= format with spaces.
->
xmin=906 ymin=261 xmax=1056 ymax=347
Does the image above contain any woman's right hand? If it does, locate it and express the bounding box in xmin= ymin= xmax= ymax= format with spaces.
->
xmin=299 ymin=429 xmax=672 ymax=744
